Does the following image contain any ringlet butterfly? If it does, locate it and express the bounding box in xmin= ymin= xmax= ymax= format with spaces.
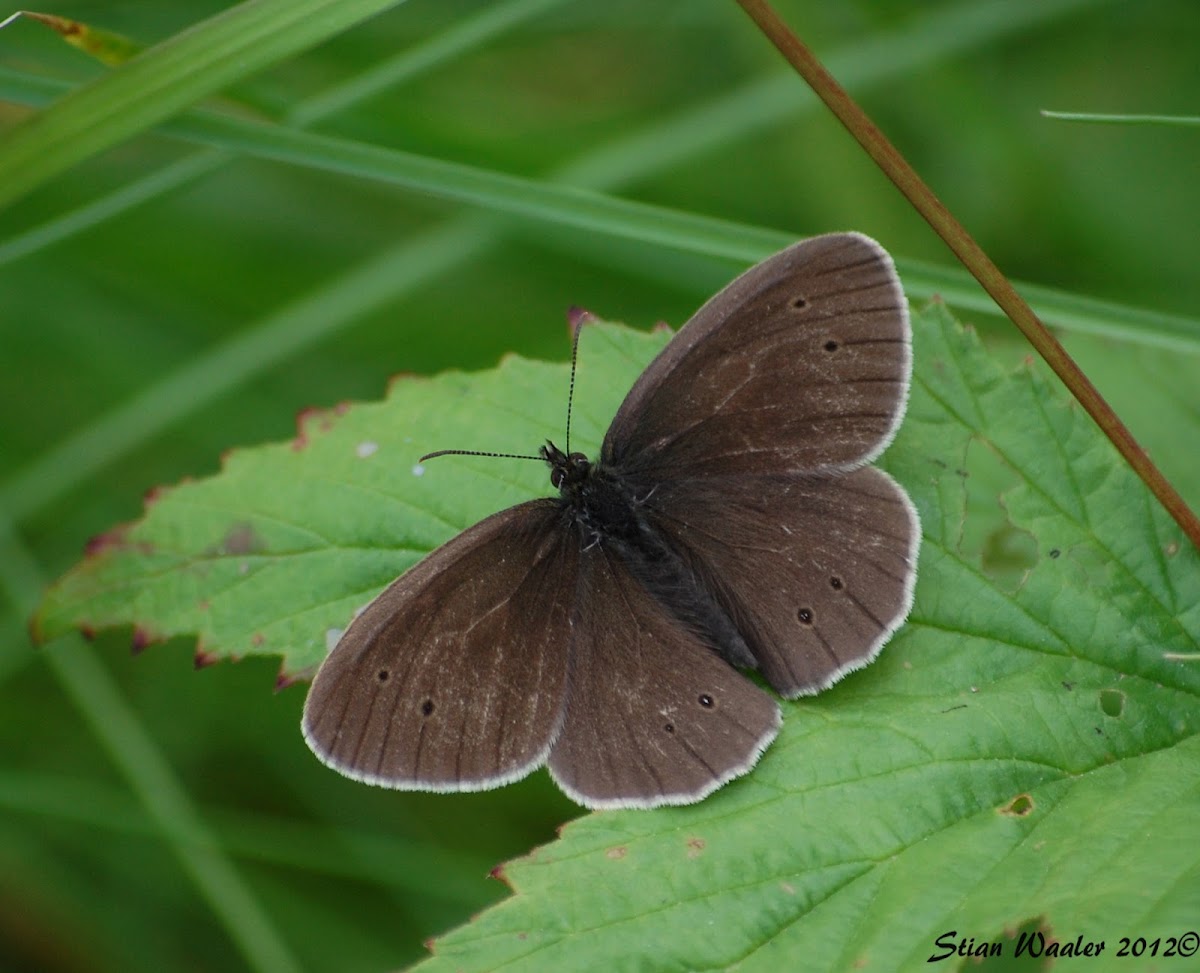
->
xmin=303 ymin=232 xmax=919 ymax=810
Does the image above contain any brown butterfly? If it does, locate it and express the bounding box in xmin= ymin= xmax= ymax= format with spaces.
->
xmin=303 ymin=232 xmax=919 ymax=809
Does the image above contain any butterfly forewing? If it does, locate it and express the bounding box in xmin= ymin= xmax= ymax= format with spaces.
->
xmin=603 ymin=233 xmax=909 ymax=480
xmin=547 ymin=545 xmax=782 ymax=809
xmin=642 ymin=467 xmax=919 ymax=697
xmin=302 ymin=501 xmax=575 ymax=792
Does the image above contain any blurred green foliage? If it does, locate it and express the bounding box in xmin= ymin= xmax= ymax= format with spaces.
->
xmin=2 ymin=1 xmax=1198 ymax=970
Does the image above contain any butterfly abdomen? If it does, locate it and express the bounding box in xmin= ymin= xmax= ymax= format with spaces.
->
xmin=562 ymin=462 xmax=758 ymax=672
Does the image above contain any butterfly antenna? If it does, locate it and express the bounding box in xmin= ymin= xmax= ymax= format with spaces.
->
xmin=565 ymin=314 xmax=585 ymax=455
xmin=419 ymin=448 xmax=542 ymax=464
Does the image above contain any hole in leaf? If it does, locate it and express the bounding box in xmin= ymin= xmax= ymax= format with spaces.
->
xmin=948 ymin=917 xmax=1054 ymax=969
xmin=1099 ymin=688 xmax=1124 ymax=718
xmin=980 ymin=522 xmax=1037 ymax=590
xmin=999 ymin=793 xmax=1034 ymax=817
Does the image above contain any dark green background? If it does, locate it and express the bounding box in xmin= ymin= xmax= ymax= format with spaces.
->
xmin=2 ymin=1 xmax=1198 ymax=970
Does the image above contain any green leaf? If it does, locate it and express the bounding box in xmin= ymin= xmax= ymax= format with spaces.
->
xmin=33 ymin=303 xmax=1200 ymax=971
xmin=33 ymin=320 xmax=666 ymax=670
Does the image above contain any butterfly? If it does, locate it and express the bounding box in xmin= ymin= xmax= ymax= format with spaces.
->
xmin=303 ymin=232 xmax=919 ymax=809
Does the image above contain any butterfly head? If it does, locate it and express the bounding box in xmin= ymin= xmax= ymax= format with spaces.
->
xmin=541 ymin=441 xmax=591 ymax=493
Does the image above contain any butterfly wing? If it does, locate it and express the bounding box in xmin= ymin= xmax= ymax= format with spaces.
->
xmin=602 ymin=232 xmax=909 ymax=479
xmin=302 ymin=500 xmax=576 ymax=792
xmin=548 ymin=543 xmax=782 ymax=809
xmin=599 ymin=232 xmax=917 ymax=697
xmin=640 ymin=467 xmax=919 ymax=698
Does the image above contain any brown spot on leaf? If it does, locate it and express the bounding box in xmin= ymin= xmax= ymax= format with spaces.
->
xmin=131 ymin=627 xmax=158 ymax=655
xmin=85 ymin=526 xmax=130 ymax=557
xmin=686 ymin=837 xmax=705 ymax=858
xmin=84 ymin=524 xmax=155 ymax=559
xmin=292 ymin=403 xmax=350 ymax=451
xmin=605 ymin=846 xmax=627 ymax=860
xmin=143 ymin=483 xmax=173 ymax=505
xmin=291 ymin=407 xmax=319 ymax=450
xmin=194 ymin=649 xmax=219 ymax=670
xmin=251 ymin=633 xmax=266 ymax=647
xmin=221 ymin=522 xmax=264 ymax=556
xmin=27 ymin=12 xmax=82 ymax=36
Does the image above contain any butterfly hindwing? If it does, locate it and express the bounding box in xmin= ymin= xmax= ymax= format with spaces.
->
xmin=302 ymin=500 xmax=575 ymax=792
xmin=642 ymin=466 xmax=919 ymax=697
xmin=547 ymin=544 xmax=782 ymax=809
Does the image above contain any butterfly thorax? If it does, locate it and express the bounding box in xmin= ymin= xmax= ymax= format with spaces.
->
xmin=541 ymin=440 xmax=644 ymax=543
xmin=540 ymin=439 xmax=758 ymax=669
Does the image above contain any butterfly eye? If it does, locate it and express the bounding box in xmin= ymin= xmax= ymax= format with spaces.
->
xmin=376 ymin=669 xmax=390 ymax=683
xmin=698 ymin=693 xmax=714 ymax=708
xmin=421 ymin=699 xmax=435 ymax=716
xmin=663 ymin=722 xmax=675 ymax=733
xmin=823 ymin=339 xmax=840 ymax=353
xmin=790 ymin=296 xmax=809 ymax=310
xmin=797 ymin=607 xmax=814 ymax=625
xmin=829 ymin=576 xmax=844 ymax=590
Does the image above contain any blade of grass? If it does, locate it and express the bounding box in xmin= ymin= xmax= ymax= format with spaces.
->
xmin=0 ymin=510 xmax=301 ymax=973
xmin=0 ymin=11 xmax=142 ymax=66
xmin=0 ymin=769 xmax=490 ymax=902
xmin=0 ymin=0 xmax=1102 ymax=268
xmin=7 ymin=63 xmax=1198 ymax=349
xmin=291 ymin=0 xmax=566 ymax=125
xmin=1041 ymin=110 xmax=1200 ymax=127
xmin=0 ymin=0 xmax=407 ymax=211
xmin=18 ymin=58 xmax=1200 ymax=322
xmin=733 ymin=0 xmax=1200 ymax=550
xmin=0 ymin=0 xmax=570 ymax=269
